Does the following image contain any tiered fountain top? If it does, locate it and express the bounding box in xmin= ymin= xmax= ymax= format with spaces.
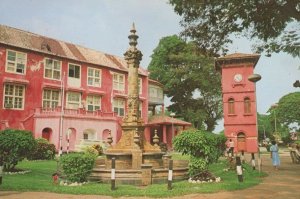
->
xmin=124 ymin=23 xmax=143 ymax=67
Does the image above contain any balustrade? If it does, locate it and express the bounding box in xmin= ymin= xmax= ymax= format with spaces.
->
xmin=34 ymin=107 xmax=116 ymax=118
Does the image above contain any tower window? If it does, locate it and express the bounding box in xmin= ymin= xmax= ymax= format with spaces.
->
xmin=244 ymin=97 xmax=251 ymax=114
xmin=228 ymin=98 xmax=235 ymax=114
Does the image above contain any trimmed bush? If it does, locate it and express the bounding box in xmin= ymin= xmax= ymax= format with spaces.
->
xmin=59 ymin=153 xmax=96 ymax=183
xmin=173 ymin=129 xmax=226 ymax=176
xmin=28 ymin=138 xmax=56 ymax=160
xmin=0 ymin=129 xmax=36 ymax=171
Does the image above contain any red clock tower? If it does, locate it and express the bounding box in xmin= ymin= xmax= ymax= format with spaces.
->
xmin=215 ymin=53 xmax=260 ymax=153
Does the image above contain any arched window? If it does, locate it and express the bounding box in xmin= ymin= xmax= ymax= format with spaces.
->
xmin=66 ymin=128 xmax=76 ymax=151
xmin=42 ymin=128 xmax=52 ymax=141
xmin=244 ymin=97 xmax=251 ymax=114
xmin=237 ymin=132 xmax=246 ymax=151
xmin=102 ymin=129 xmax=111 ymax=141
xmin=228 ymin=98 xmax=235 ymax=114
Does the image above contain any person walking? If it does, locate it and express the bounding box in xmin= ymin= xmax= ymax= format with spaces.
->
xmin=270 ymin=140 xmax=280 ymax=170
xmin=228 ymin=139 xmax=234 ymax=157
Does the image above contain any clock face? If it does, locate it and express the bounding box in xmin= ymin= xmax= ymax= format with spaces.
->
xmin=234 ymin=74 xmax=243 ymax=82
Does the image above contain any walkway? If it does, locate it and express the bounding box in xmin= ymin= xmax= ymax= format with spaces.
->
xmin=1 ymin=151 xmax=299 ymax=199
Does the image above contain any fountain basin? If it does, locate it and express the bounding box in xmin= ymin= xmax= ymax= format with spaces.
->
xmin=90 ymin=157 xmax=189 ymax=185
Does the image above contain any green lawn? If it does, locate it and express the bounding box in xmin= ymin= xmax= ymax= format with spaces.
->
xmin=0 ymin=156 xmax=267 ymax=198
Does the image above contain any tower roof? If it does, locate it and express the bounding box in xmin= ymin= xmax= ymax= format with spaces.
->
xmin=215 ymin=53 xmax=260 ymax=71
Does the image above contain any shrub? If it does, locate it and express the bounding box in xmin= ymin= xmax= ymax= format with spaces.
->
xmin=35 ymin=137 xmax=49 ymax=144
xmin=83 ymin=146 xmax=99 ymax=158
xmin=173 ymin=129 xmax=226 ymax=176
xmin=28 ymin=138 xmax=56 ymax=160
xmin=0 ymin=129 xmax=36 ymax=171
xmin=59 ymin=153 xmax=96 ymax=183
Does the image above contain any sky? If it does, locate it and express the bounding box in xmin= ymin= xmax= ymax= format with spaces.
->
xmin=0 ymin=0 xmax=299 ymax=132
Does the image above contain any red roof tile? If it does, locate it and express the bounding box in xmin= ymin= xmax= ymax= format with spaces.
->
xmin=148 ymin=79 xmax=163 ymax=87
xmin=0 ymin=24 xmax=148 ymax=76
xmin=147 ymin=115 xmax=191 ymax=126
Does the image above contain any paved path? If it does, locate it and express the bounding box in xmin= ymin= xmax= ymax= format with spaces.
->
xmin=1 ymin=152 xmax=299 ymax=199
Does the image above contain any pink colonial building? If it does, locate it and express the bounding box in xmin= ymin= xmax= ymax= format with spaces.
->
xmin=0 ymin=25 xmax=190 ymax=151
xmin=216 ymin=53 xmax=260 ymax=153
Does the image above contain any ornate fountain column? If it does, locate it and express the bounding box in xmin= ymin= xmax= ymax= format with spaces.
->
xmin=106 ymin=24 xmax=160 ymax=169
xmin=124 ymin=23 xmax=142 ymax=124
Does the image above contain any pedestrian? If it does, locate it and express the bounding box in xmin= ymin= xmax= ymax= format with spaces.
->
xmin=270 ymin=140 xmax=280 ymax=170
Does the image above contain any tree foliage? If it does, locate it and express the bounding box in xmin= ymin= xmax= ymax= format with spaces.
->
xmin=173 ymin=129 xmax=226 ymax=176
xmin=0 ymin=129 xmax=36 ymax=171
xmin=258 ymin=113 xmax=289 ymax=142
xmin=148 ymin=35 xmax=222 ymax=131
xmin=169 ymin=0 xmax=300 ymax=57
xmin=275 ymin=92 xmax=300 ymax=129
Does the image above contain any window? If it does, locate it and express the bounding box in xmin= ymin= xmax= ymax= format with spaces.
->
xmin=87 ymin=95 xmax=101 ymax=111
xmin=43 ymin=89 xmax=60 ymax=108
xmin=6 ymin=50 xmax=26 ymax=74
xmin=44 ymin=58 xmax=61 ymax=80
xmin=83 ymin=133 xmax=88 ymax=140
xmin=113 ymin=73 xmax=125 ymax=91
xmin=228 ymin=98 xmax=235 ymax=114
xmin=68 ymin=64 xmax=80 ymax=79
xmin=87 ymin=68 xmax=101 ymax=87
xmin=138 ymin=78 xmax=142 ymax=94
xmin=113 ymin=98 xmax=125 ymax=116
xmin=244 ymin=97 xmax=251 ymax=114
xmin=67 ymin=92 xmax=81 ymax=109
xmin=4 ymin=84 xmax=25 ymax=109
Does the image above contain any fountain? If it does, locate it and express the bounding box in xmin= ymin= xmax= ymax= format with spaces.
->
xmin=91 ymin=24 xmax=188 ymax=185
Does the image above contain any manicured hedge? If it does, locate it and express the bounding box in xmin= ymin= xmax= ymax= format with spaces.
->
xmin=173 ymin=129 xmax=226 ymax=176
xmin=59 ymin=153 xmax=96 ymax=183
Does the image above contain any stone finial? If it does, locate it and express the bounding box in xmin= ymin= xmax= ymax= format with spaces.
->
xmin=131 ymin=23 xmax=136 ymax=33
xmin=134 ymin=128 xmax=140 ymax=145
xmin=128 ymin=23 xmax=138 ymax=49
xmin=153 ymin=129 xmax=159 ymax=147
xmin=124 ymin=23 xmax=143 ymax=65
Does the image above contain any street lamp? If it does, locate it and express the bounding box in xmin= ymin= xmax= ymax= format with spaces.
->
xmin=170 ymin=113 xmax=175 ymax=149
xmin=258 ymin=124 xmax=266 ymax=140
xmin=293 ymin=80 xmax=300 ymax=88
xmin=248 ymin=73 xmax=262 ymax=172
xmin=271 ymin=103 xmax=279 ymax=141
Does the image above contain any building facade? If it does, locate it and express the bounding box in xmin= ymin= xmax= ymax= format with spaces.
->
xmin=0 ymin=25 xmax=167 ymax=151
xmin=216 ymin=53 xmax=260 ymax=153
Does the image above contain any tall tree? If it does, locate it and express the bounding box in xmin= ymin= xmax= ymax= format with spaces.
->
xmin=148 ymin=35 xmax=222 ymax=131
xmin=275 ymin=92 xmax=300 ymax=130
xmin=169 ymin=0 xmax=300 ymax=57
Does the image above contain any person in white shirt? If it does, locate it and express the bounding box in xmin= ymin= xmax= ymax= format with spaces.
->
xmin=228 ymin=139 xmax=234 ymax=156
